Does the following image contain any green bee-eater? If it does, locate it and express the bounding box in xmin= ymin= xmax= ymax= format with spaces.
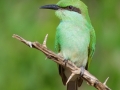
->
xmin=41 ymin=0 xmax=96 ymax=90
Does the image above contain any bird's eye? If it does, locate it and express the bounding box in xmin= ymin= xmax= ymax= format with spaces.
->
xmin=68 ymin=6 xmax=73 ymax=10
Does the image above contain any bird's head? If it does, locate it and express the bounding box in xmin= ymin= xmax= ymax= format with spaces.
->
xmin=40 ymin=0 xmax=90 ymax=22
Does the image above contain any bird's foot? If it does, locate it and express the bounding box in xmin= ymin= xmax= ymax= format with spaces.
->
xmin=79 ymin=66 xmax=85 ymax=77
xmin=57 ymin=53 xmax=69 ymax=67
xmin=63 ymin=59 xmax=68 ymax=67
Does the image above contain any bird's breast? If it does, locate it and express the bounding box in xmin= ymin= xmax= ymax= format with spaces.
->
xmin=56 ymin=21 xmax=90 ymax=67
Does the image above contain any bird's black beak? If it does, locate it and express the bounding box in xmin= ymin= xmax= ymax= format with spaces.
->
xmin=40 ymin=4 xmax=60 ymax=10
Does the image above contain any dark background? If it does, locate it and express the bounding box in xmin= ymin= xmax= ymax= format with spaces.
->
xmin=0 ymin=0 xmax=120 ymax=90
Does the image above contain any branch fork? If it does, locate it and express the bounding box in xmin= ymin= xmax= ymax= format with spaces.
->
xmin=12 ymin=34 xmax=111 ymax=90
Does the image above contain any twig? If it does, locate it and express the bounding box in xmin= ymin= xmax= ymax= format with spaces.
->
xmin=12 ymin=34 xmax=111 ymax=90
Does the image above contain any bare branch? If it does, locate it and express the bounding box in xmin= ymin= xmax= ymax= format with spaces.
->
xmin=12 ymin=34 xmax=111 ymax=90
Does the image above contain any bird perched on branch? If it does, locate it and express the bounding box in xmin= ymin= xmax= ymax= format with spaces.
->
xmin=40 ymin=0 xmax=96 ymax=90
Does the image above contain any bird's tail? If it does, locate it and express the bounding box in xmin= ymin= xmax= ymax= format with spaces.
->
xmin=67 ymin=81 xmax=78 ymax=90
xmin=67 ymin=78 xmax=83 ymax=90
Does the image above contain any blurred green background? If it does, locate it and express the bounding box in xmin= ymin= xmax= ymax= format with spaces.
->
xmin=0 ymin=0 xmax=120 ymax=90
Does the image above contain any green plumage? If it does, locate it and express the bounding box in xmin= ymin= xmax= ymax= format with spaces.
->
xmin=55 ymin=0 xmax=96 ymax=69
xmin=41 ymin=0 xmax=96 ymax=90
xmin=55 ymin=0 xmax=96 ymax=89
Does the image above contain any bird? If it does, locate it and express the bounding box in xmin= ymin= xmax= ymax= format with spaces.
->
xmin=40 ymin=0 xmax=96 ymax=90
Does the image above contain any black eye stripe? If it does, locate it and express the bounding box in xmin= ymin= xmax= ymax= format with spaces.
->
xmin=68 ymin=6 xmax=73 ymax=10
xmin=61 ymin=6 xmax=81 ymax=14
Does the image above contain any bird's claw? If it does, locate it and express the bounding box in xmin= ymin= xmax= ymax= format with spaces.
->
xmin=63 ymin=59 xmax=68 ymax=66
xmin=79 ymin=66 xmax=85 ymax=77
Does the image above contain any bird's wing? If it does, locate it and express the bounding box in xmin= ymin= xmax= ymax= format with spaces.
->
xmin=86 ymin=28 xmax=96 ymax=69
xmin=55 ymin=31 xmax=60 ymax=52
xmin=55 ymin=32 xmax=67 ymax=85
